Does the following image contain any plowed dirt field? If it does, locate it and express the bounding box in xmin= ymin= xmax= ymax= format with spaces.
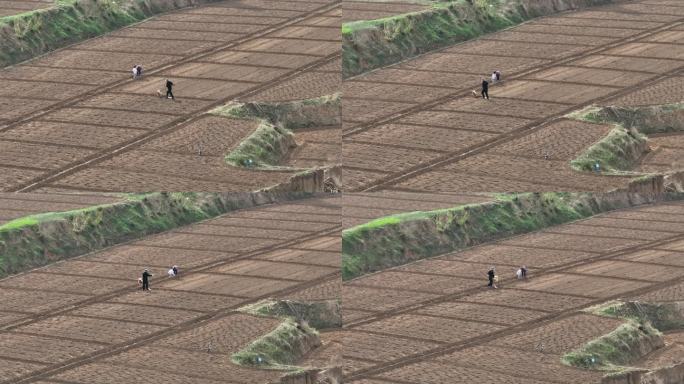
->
xmin=0 ymin=194 xmax=341 ymax=384
xmin=341 ymin=196 xmax=684 ymax=383
xmin=0 ymin=0 xmax=341 ymax=192
xmin=343 ymin=0 xmax=684 ymax=192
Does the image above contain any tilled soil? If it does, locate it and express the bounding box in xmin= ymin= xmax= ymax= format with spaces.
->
xmin=342 ymin=0 xmax=429 ymax=22
xmin=285 ymin=126 xmax=341 ymax=169
xmin=0 ymin=0 xmax=341 ymax=192
xmin=341 ymin=198 xmax=684 ymax=383
xmin=0 ymin=195 xmax=341 ymax=384
xmin=0 ymin=0 xmax=52 ymax=17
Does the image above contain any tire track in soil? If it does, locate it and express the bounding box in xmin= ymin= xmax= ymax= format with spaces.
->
xmin=343 ymin=218 xmax=684 ymax=380
xmin=1 ymin=220 xmax=341 ymax=383
xmin=342 ymin=11 xmax=684 ymax=192
xmin=1 ymin=0 xmax=341 ymax=192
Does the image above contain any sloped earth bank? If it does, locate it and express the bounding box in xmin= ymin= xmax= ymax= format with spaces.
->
xmin=232 ymin=318 xmax=322 ymax=369
xmin=0 ymin=190 xmax=319 ymax=278
xmin=567 ymin=104 xmax=684 ymax=179
xmin=341 ymin=0 xmax=684 ymax=193
xmin=236 ymin=299 xmax=343 ymax=383
xmin=342 ymin=184 xmax=683 ymax=280
xmin=210 ymin=94 xmax=341 ymax=170
xmin=342 ymin=0 xmax=625 ymax=77
xmin=0 ymin=0 xmax=217 ymax=67
xmin=210 ymin=95 xmax=342 ymax=192
xmin=563 ymin=301 xmax=684 ymax=384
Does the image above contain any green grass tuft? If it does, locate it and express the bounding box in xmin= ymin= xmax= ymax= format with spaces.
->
xmin=570 ymin=125 xmax=647 ymax=173
xmin=0 ymin=204 xmax=117 ymax=232
xmin=224 ymin=121 xmax=295 ymax=168
xmin=239 ymin=299 xmax=342 ymax=329
xmin=231 ymin=318 xmax=319 ymax=369
xmin=211 ymin=95 xmax=340 ymax=169
xmin=568 ymin=104 xmax=684 ymax=174
xmin=590 ymin=301 xmax=684 ymax=332
xmin=562 ymin=321 xmax=662 ymax=371
xmin=563 ymin=300 xmax=684 ymax=375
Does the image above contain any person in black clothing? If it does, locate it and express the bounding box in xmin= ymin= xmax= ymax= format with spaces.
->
xmin=141 ymin=269 xmax=152 ymax=291
xmin=487 ymin=267 xmax=495 ymax=288
xmin=165 ymin=79 xmax=174 ymax=100
xmin=172 ymin=265 xmax=178 ymax=277
xmin=521 ymin=265 xmax=528 ymax=279
xmin=481 ymin=78 xmax=489 ymax=100
xmin=136 ymin=65 xmax=142 ymax=78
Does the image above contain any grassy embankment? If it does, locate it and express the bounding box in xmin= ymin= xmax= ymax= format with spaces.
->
xmin=233 ymin=299 xmax=342 ymax=371
xmin=342 ymin=0 xmax=619 ymax=77
xmin=210 ymin=94 xmax=341 ymax=170
xmin=0 ymin=191 xmax=311 ymax=278
xmin=231 ymin=318 xmax=321 ymax=371
xmin=342 ymin=191 xmax=678 ymax=280
xmin=563 ymin=301 xmax=684 ymax=377
xmin=568 ymin=104 xmax=684 ymax=175
xmin=0 ymin=0 xmax=213 ymax=67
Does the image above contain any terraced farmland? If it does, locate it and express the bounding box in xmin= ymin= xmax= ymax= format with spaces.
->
xmin=0 ymin=0 xmax=341 ymax=192
xmin=343 ymin=0 xmax=684 ymax=192
xmin=341 ymin=196 xmax=684 ymax=383
xmin=0 ymin=194 xmax=341 ymax=384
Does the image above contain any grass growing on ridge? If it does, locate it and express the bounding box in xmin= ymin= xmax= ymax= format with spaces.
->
xmin=210 ymin=95 xmax=340 ymax=169
xmin=562 ymin=321 xmax=662 ymax=371
xmin=562 ymin=301 xmax=684 ymax=374
xmin=568 ymin=104 xmax=684 ymax=174
xmin=224 ymin=121 xmax=295 ymax=168
xmin=0 ymin=192 xmax=306 ymax=278
xmin=0 ymin=205 xmax=108 ymax=231
xmin=342 ymin=193 xmax=604 ymax=280
xmin=342 ymin=0 xmax=532 ymax=76
xmin=231 ymin=318 xmax=319 ymax=369
xmin=570 ymin=126 xmax=647 ymax=173
xmin=239 ymin=299 xmax=342 ymax=329
xmin=0 ymin=0 xmax=205 ymax=67
xmin=590 ymin=301 xmax=684 ymax=332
